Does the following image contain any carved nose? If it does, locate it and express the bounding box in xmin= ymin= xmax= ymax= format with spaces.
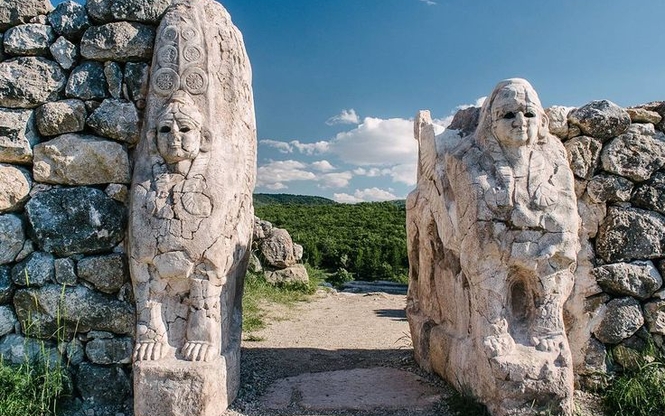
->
xmin=512 ymin=113 xmax=526 ymax=127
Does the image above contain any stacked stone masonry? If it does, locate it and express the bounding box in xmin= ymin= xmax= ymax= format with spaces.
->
xmin=0 ymin=1 xmax=168 ymax=415
xmin=0 ymin=1 xmax=663 ymax=416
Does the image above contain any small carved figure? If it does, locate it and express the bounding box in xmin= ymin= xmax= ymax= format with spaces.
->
xmin=407 ymin=79 xmax=579 ymax=415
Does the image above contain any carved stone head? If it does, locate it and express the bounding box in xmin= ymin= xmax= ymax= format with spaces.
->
xmin=476 ymin=78 xmax=550 ymax=150
xmin=156 ymin=90 xmax=209 ymax=164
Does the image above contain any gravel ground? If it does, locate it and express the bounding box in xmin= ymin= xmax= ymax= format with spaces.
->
xmin=221 ymin=289 xmax=604 ymax=416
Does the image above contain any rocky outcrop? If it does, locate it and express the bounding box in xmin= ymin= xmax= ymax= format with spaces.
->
xmin=252 ymin=217 xmax=308 ymax=285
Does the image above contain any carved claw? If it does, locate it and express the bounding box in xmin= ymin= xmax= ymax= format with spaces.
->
xmin=134 ymin=341 xmax=167 ymax=361
xmin=531 ymin=335 xmax=564 ymax=353
xmin=182 ymin=341 xmax=216 ymax=362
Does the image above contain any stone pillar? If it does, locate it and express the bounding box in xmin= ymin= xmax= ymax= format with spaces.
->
xmin=407 ymin=79 xmax=579 ymax=415
xmin=129 ymin=0 xmax=256 ymax=414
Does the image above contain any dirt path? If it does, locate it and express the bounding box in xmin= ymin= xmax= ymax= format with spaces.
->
xmin=223 ymin=289 xmax=454 ymax=416
xmin=223 ymin=289 xmax=604 ymax=416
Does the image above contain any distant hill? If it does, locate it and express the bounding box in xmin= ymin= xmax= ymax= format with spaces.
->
xmin=253 ymin=193 xmax=337 ymax=207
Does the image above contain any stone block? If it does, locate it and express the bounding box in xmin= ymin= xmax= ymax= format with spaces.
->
xmin=25 ymin=187 xmax=127 ymax=256
xmin=49 ymin=36 xmax=78 ymax=70
xmin=593 ymin=297 xmax=644 ymax=344
xmin=594 ymin=260 xmax=663 ymax=300
xmin=11 ymin=251 xmax=54 ymax=287
xmin=596 ymin=206 xmax=665 ymax=263
xmin=35 ymin=99 xmax=86 ymax=136
xmin=0 ymin=108 xmax=38 ymax=163
xmin=77 ymin=253 xmax=127 ymax=294
xmin=47 ymin=1 xmax=90 ymax=39
xmin=601 ymin=123 xmax=665 ymax=182
xmin=0 ymin=165 xmax=31 ymax=213
xmin=568 ymin=100 xmax=631 ymax=141
xmin=66 ymin=61 xmax=108 ymax=100
xmin=3 ymin=23 xmax=55 ymax=56
xmin=86 ymin=99 xmax=140 ymax=144
xmin=0 ymin=0 xmax=53 ymax=31
xmin=81 ymin=22 xmax=155 ymax=62
xmin=33 ymin=133 xmax=130 ymax=185
xmin=0 ymin=57 xmax=66 ymax=108
xmin=85 ymin=337 xmax=133 ymax=364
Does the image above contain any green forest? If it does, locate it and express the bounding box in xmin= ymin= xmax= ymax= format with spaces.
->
xmin=254 ymin=194 xmax=408 ymax=283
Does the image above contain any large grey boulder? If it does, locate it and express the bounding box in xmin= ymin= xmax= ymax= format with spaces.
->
xmin=49 ymin=36 xmax=78 ymax=70
xmin=586 ymin=173 xmax=634 ymax=204
xmin=261 ymin=228 xmax=297 ymax=268
xmin=65 ymin=61 xmax=108 ymax=100
xmin=86 ymin=99 xmax=140 ymax=144
xmin=564 ymin=136 xmax=602 ymax=179
xmin=47 ymin=1 xmax=90 ymax=39
xmin=0 ymin=57 xmax=66 ymax=108
xmin=13 ymin=284 xmax=134 ymax=339
xmin=25 ymin=187 xmax=127 ymax=256
xmin=80 ymin=22 xmax=155 ymax=62
xmin=77 ymin=253 xmax=127 ymax=294
xmin=0 ymin=108 xmax=38 ymax=163
xmin=33 ymin=133 xmax=131 ymax=185
xmin=85 ymin=337 xmax=133 ymax=364
xmin=11 ymin=251 xmax=54 ymax=287
xmin=110 ymin=0 xmax=171 ymax=23
xmin=35 ymin=99 xmax=86 ymax=136
xmin=632 ymin=171 xmax=665 ymax=215
xmin=596 ymin=207 xmax=665 ymax=263
xmin=265 ymin=264 xmax=309 ymax=285
xmin=594 ymin=261 xmax=663 ymax=300
xmin=0 ymin=0 xmax=53 ymax=31
xmin=0 ymin=214 xmax=25 ymax=265
xmin=601 ymin=123 xmax=665 ymax=182
xmin=76 ymin=363 xmax=131 ymax=405
xmin=593 ymin=297 xmax=644 ymax=344
xmin=568 ymin=100 xmax=631 ymax=141
xmin=0 ymin=164 xmax=31 ymax=212
xmin=3 ymin=23 xmax=55 ymax=56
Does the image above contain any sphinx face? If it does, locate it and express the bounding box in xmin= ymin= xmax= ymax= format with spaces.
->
xmin=491 ymin=85 xmax=541 ymax=148
xmin=157 ymin=112 xmax=202 ymax=164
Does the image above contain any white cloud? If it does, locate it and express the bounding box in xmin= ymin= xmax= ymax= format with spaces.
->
xmin=333 ymin=187 xmax=399 ymax=203
xmin=257 ymin=160 xmax=317 ymax=189
xmin=326 ymin=109 xmax=360 ymax=125
xmin=318 ymin=171 xmax=353 ymax=189
xmin=419 ymin=0 xmax=437 ymax=5
xmin=329 ymin=117 xmax=417 ymax=166
xmin=259 ymin=139 xmax=329 ymax=155
xmin=311 ymin=160 xmax=336 ymax=172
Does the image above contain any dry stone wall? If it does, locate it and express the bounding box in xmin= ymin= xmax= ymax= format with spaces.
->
xmin=0 ymin=1 xmax=170 ymax=415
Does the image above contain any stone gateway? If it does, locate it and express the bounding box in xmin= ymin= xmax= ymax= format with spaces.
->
xmin=407 ymin=79 xmax=579 ymax=415
xmin=129 ymin=0 xmax=256 ymax=414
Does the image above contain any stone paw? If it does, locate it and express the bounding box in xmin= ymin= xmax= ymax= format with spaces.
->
xmin=483 ymin=333 xmax=515 ymax=358
xmin=182 ymin=341 xmax=216 ymax=362
xmin=134 ymin=341 xmax=167 ymax=361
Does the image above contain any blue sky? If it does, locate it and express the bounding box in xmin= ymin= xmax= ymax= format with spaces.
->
xmin=59 ymin=1 xmax=665 ymax=202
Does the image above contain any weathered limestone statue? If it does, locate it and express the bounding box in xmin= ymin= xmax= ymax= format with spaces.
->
xmin=129 ymin=1 xmax=256 ymax=414
xmin=407 ymin=79 xmax=579 ymax=415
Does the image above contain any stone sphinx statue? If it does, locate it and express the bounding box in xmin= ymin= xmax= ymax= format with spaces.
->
xmin=128 ymin=0 xmax=255 ymax=414
xmin=407 ymin=79 xmax=579 ymax=415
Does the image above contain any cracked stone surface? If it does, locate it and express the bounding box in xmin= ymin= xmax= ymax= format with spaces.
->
xmin=128 ymin=1 xmax=256 ymax=415
xmin=406 ymin=79 xmax=578 ymax=416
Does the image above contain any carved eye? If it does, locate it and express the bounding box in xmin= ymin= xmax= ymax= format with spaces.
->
xmin=503 ymin=112 xmax=515 ymax=119
xmin=159 ymin=126 xmax=171 ymax=133
xmin=180 ymin=127 xmax=191 ymax=133
xmin=525 ymin=111 xmax=536 ymax=118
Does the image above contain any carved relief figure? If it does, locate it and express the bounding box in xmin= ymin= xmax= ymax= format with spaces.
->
xmin=129 ymin=2 xmax=255 ymax=412
xmin=407 ymin=79 xmax=579 ymax=415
